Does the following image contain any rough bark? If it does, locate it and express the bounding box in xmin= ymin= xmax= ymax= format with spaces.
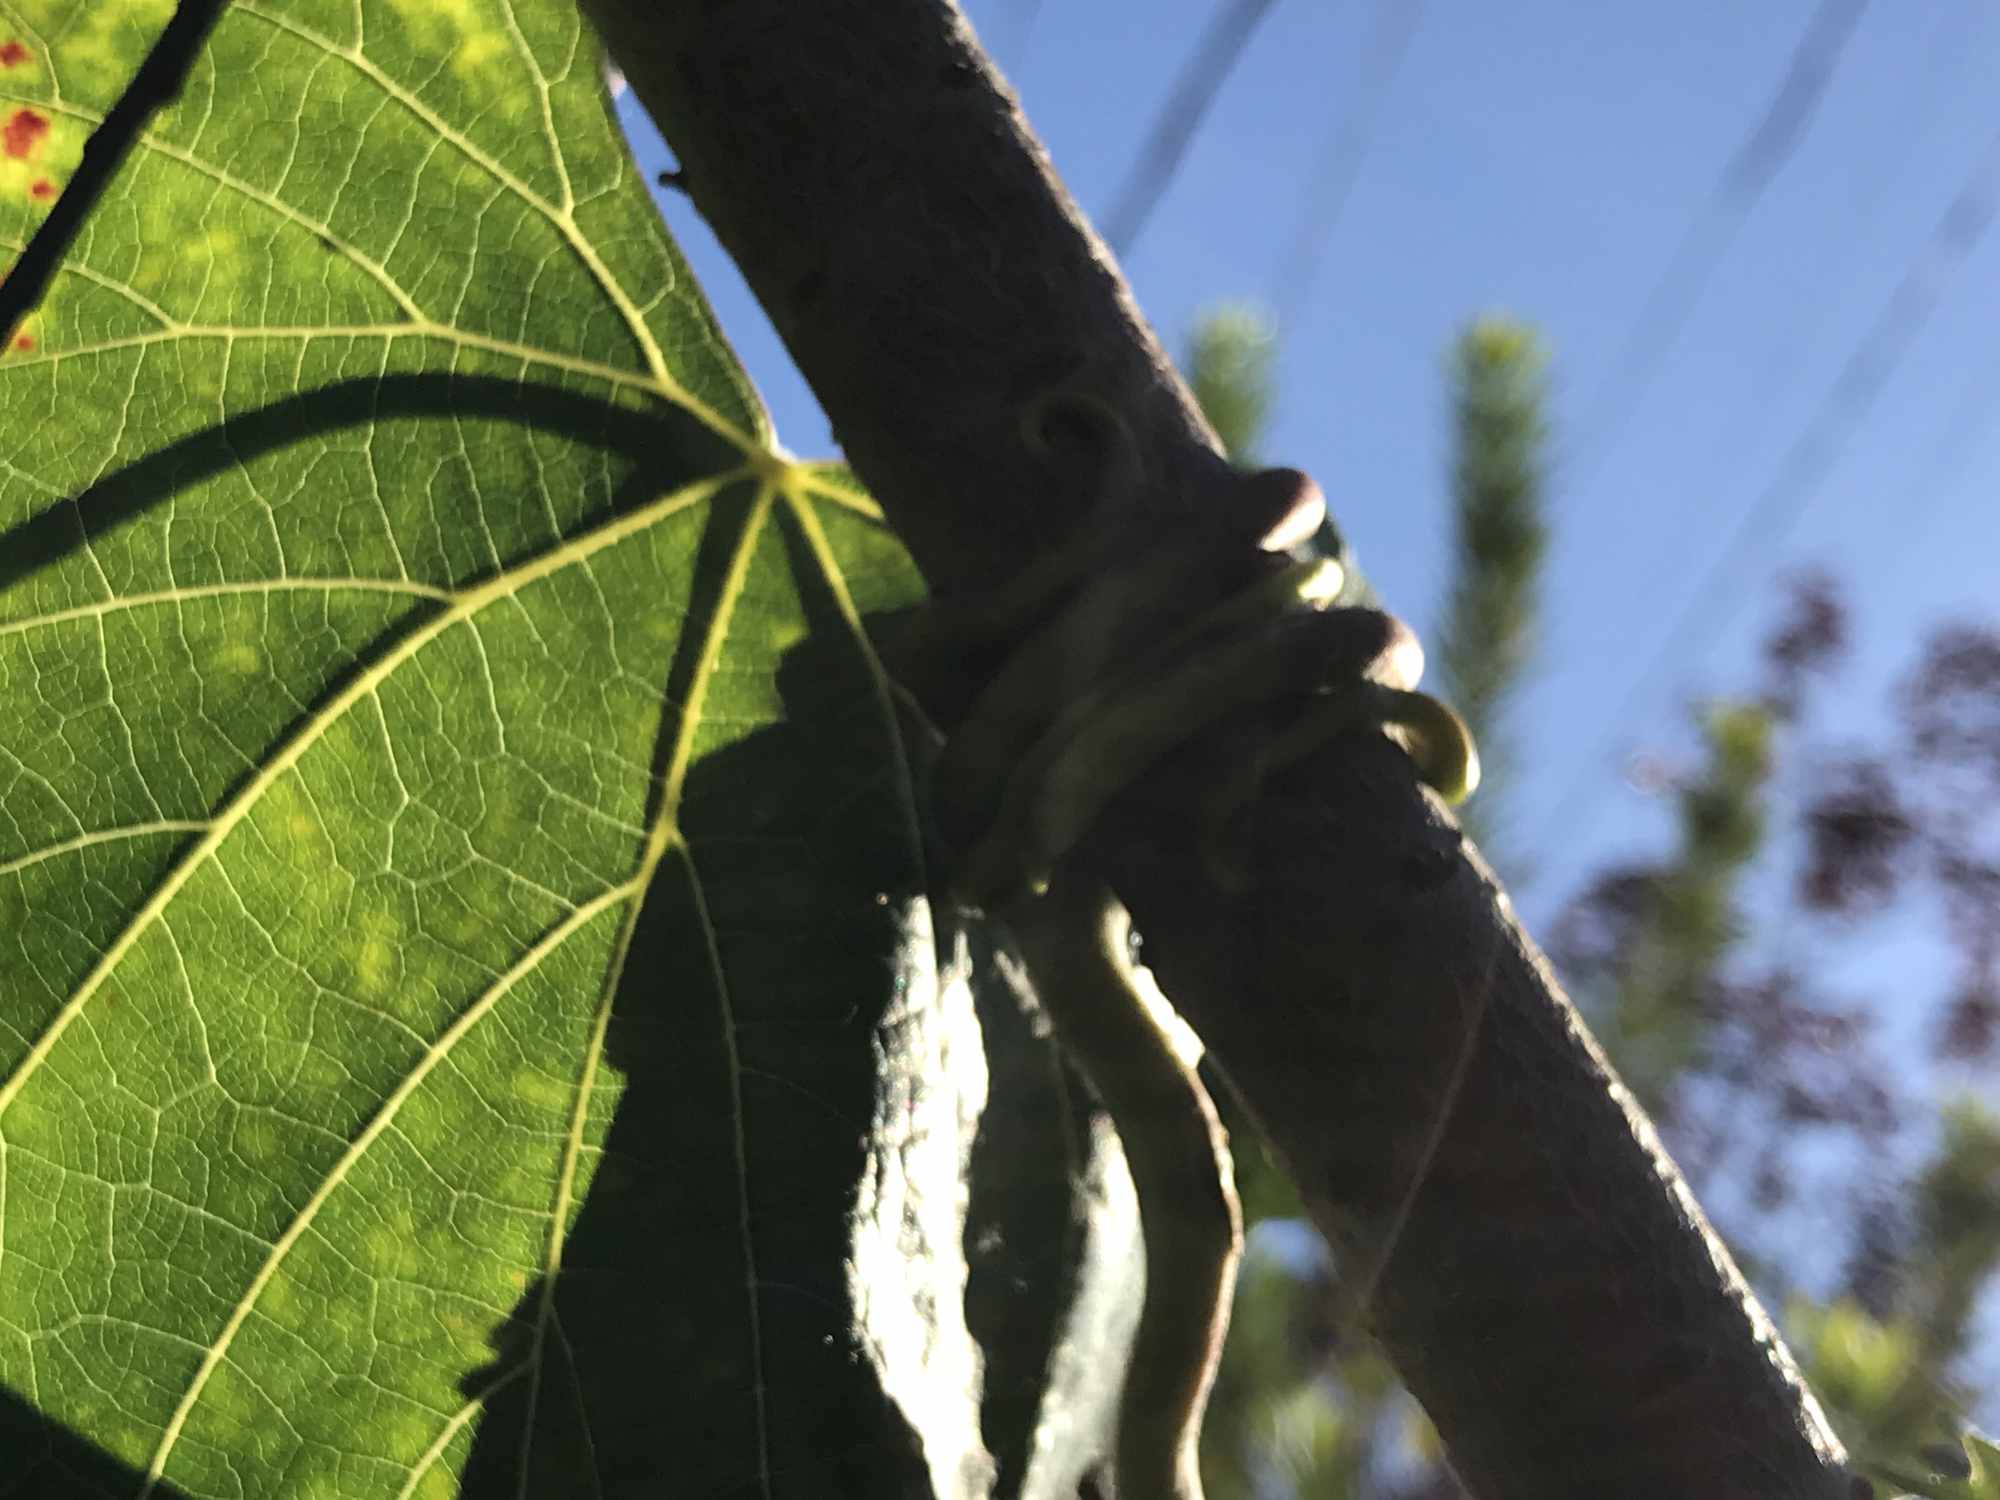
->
xmin=585 ymin=2 xmax=1860 ymax=1495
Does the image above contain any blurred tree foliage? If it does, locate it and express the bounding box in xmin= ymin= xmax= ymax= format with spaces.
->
xmin=1188 ymin=303 xmax=1278 ymax=464
xmin=1433 ymin=318 xmax=1550 ymax=858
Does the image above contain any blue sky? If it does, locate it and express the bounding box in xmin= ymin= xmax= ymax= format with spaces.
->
xmin=616 ymin=0 xmax=2000 ymax=1398
xmin=622 ymin=0 xmax=2000 ymax=936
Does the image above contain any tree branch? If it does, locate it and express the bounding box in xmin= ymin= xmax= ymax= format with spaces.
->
xmin=586 ymin=2 xmax=1858 ymax=1495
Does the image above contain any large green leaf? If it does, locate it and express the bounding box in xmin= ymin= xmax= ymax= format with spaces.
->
xmin=0 ymin=3 xmax=1000 ymax=1495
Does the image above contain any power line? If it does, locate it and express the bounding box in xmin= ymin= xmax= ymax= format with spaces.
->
xmin=1702 ymin=0 xmax=1987 ymax=477
xmin=1102 ymin=0 xmax=1282 ymax=259
xmin=990 ymin=0 xmax=1050 ymax=76
xmin=1568 ymin=0 xmax=1872 ymax=489
xmin=1861 ymin=313 xmax=2000 ymax=606
xmin=1541 ymin=117 xmax=2000 ymax=840
xmin=1273 ymin=0 xmax=1425 ymax=328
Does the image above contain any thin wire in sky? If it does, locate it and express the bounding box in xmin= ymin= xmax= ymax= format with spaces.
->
xmin=1274 ymin=0 xmax=1425 ymax=329
xmin=990 ymin=0 xmax=1050 ymax=76
xmin=1702 ymin=0 xmax=1987 ymax=477
xmin=1845 ymin=304 xmax=2000 ymax=612
xmin=1541 ymin=118 xmax=2000 ymax=841
xmin=1102 ymin=0 xmax=1282 ymax=259
xmin=1568 ymin=0 xmax=1872 ymax=489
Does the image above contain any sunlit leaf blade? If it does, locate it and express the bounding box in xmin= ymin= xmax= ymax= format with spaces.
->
xmin=0 ymin=3 xmax=957 ymax=1496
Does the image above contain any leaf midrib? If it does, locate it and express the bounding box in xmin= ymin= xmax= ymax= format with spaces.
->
xmin=235 ymin=0 xmax=715 ymax=424
xmin=131 ymin=471 xmax=780 ymax=1495
xmin=0 ymin=464 xmax=745 ymax=1127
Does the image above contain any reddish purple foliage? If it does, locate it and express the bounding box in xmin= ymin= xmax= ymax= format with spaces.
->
xmin=1798 ymin=759 xmax=1913 ymax=915
xmin=1762 ymin=570 xmax=1848 ymax=719
xmin=1904 ymin=625 xmax=2000 ymax=786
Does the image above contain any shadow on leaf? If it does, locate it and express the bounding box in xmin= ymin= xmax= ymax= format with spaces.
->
xmin=0 ymin=372 xmax=736 ymax=594
xmin=0 ymin=380 xmax=1109 ymax=1497
xmin=450 ymin=497 xmax=951 ymax=1496
xmin=0 ymin=1383 xmax=192 ymax=1500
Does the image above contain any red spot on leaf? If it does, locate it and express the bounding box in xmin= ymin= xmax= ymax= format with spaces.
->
xmin=0 ymin=40 xmax=29 ymax=68
xmin=29 ymin=177 xmax=54 ymax=199
xmin=12 ymin=333 xmax=34 ymax=352
xmin=3 ymin=107 xmax=48 ymax=159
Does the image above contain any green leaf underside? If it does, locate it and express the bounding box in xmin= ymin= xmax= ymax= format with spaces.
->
xmin=0 ymin=3 xmax=932 ymax=1497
